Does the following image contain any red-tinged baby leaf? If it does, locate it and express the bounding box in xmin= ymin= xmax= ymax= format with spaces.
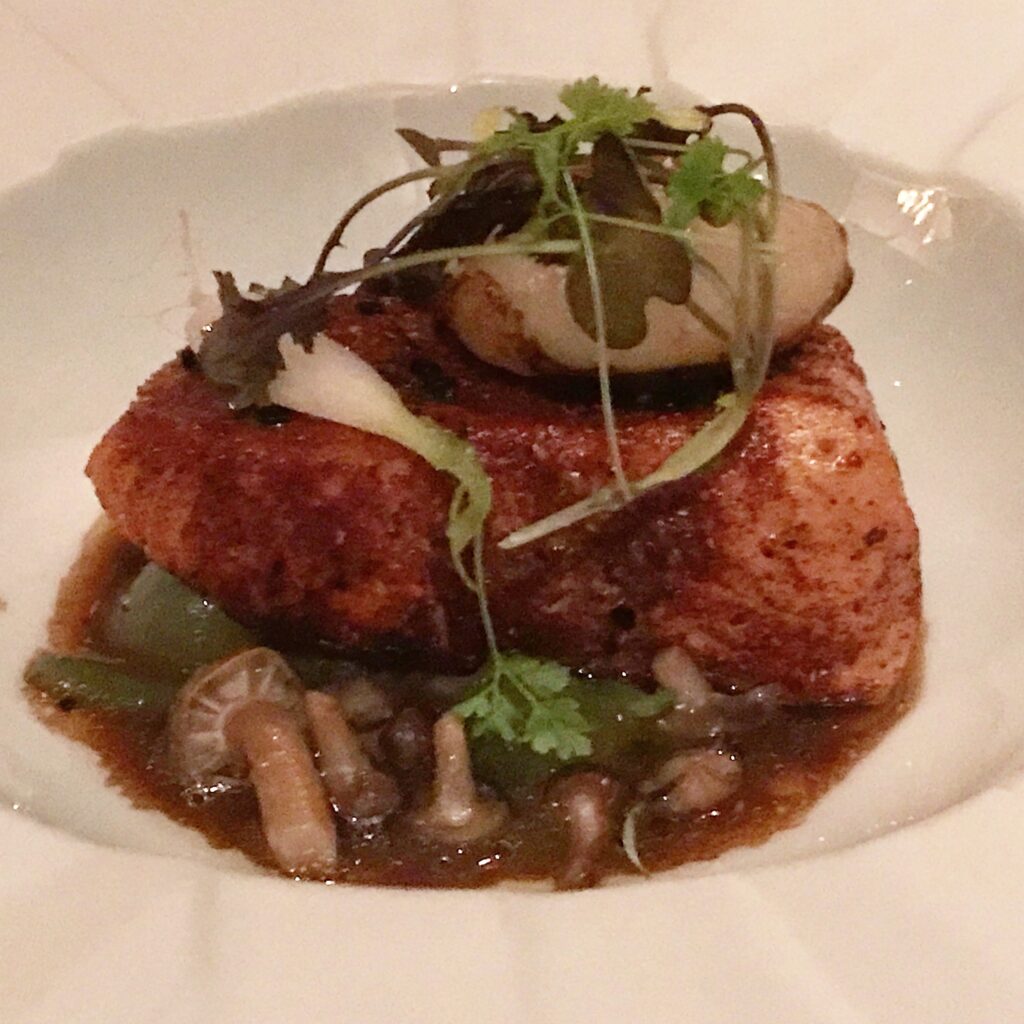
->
xmin=197 ymin=272 xmax=333 ymax=409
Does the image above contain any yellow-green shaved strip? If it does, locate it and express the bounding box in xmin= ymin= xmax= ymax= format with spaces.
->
xmin=498 ymin=394 xmax=751 ymax=550
xmin=268 ymin=336 xmax=491 ymax=589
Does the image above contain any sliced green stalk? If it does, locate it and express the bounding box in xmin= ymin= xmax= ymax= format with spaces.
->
xmin=621 ymin=802 xmax=648 ymax=873
xmin=498 ymin=396 xmax=752 ymax=549
xmin=27 ymin=653 xmax=176 ymax=712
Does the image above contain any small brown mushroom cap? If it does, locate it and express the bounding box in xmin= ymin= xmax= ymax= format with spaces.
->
xmin=169 ymin=647 xmax=307 ymax=786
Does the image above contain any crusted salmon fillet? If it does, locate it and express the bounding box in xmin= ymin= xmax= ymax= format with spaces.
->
xmin=87 ymin=296 xmax=920 ymax=703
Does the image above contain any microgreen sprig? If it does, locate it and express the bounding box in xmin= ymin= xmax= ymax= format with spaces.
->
xmin=563 ymin=169 xmax=631 ymax=501
xmin=475 ymin=78 xmax=671 ymax=219
xmin=453 ymin=653 xmax=594 ymax=761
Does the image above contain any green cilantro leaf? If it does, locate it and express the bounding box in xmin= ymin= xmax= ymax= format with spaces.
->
xmin=475 ymin=78 xmax=665 ymax=219
xmin=452 ymin=651 xmax=676 ymax=762
xmin=455 ymin=686 xmax=518 ymax=743
xmin=525 ymin=697 xmax=593 ymax=760
xmin=453 ymin=653 xmax=592 ymax=759
xmin=558 ymin=78 xmax=658 ymax=139
xmin=664 ymin=137 xmax=766 ymax=230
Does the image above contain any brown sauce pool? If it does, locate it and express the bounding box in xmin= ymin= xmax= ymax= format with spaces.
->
xmin=27 ymin=522 xmax=919 ymax=888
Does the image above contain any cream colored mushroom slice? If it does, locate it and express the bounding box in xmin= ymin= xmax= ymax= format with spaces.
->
xmin=168 ymin=647 xmax=337 ymax=878
xmin=413 ymin=713 xmax=508 ymax=843
xmin=443 ymin=196 xmax=852 ymax=375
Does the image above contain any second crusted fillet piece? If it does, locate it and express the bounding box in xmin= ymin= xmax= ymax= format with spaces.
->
xmin=87 ymin=296 xmax=919 ymax=705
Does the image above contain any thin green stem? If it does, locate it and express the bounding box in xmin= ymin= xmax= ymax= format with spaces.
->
xmin=313 ymin=166 xmax=447 ymax=275
xmin=624 ymin=137 xmax=693 ymax=155
xmin=700 ymin=102 xmax=781 ymax=232
xmin=731 ymin=211 xmax=755 ymax=388
xmin=685 ymin=298 xmax=731 ymax=343
xmin=563 ymin=171 xmax=631 ymax=501
xmin=586 ymin=212 xmax=692 ymax=246
xmin=367 ymin=155 xmax=496 ymax=265
xmin=472 ymin=532 xmax=500 ymax=659
xmin=313 ymin=237 xmax=581 ymax=302
xmin=690 ymin=251 xmax=738 ymax=304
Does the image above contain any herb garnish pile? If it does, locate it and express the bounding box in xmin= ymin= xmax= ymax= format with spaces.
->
xmin=193 ymin=78 xmax=778 ymax=762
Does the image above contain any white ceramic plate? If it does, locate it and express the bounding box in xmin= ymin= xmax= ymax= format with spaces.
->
xmin=2 ymin=80 xmax=1024 ymax=1023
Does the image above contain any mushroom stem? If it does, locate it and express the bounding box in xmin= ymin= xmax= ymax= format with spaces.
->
xmin=226 ymin=702 xmax=337 ymax=877
xmin=549 ymin=773 xmax=621 ymax=890
xmin=414 ymin=714 xmax=508 ymax=842
xmin=642 ymin=749 xmax=742 ymax=816
xmin=305 ymin=691 xmax=401 ymax=820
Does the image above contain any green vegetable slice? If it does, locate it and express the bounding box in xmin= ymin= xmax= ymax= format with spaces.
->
xmin=499 ymin=392 xmax=755 ymax=549
xmin=103 ymin=563 xmax=256 ymax=676
xmin=266 ymin=331 xmax=492 ymax=589
xmin=26 ymin=653 xmax=176 ymax=712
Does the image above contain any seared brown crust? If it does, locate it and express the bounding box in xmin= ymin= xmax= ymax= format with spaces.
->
xmin=87 ymin=297 xmax=920 ymax=703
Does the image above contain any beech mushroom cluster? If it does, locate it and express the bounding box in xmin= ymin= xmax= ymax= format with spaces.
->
xmin=168 ymin=648 xmax=404 ymax=878
xmin=166 ymin=646 xmax=745 ymax=884
xmin=168 ymin=654 xmax=515 ymax=878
